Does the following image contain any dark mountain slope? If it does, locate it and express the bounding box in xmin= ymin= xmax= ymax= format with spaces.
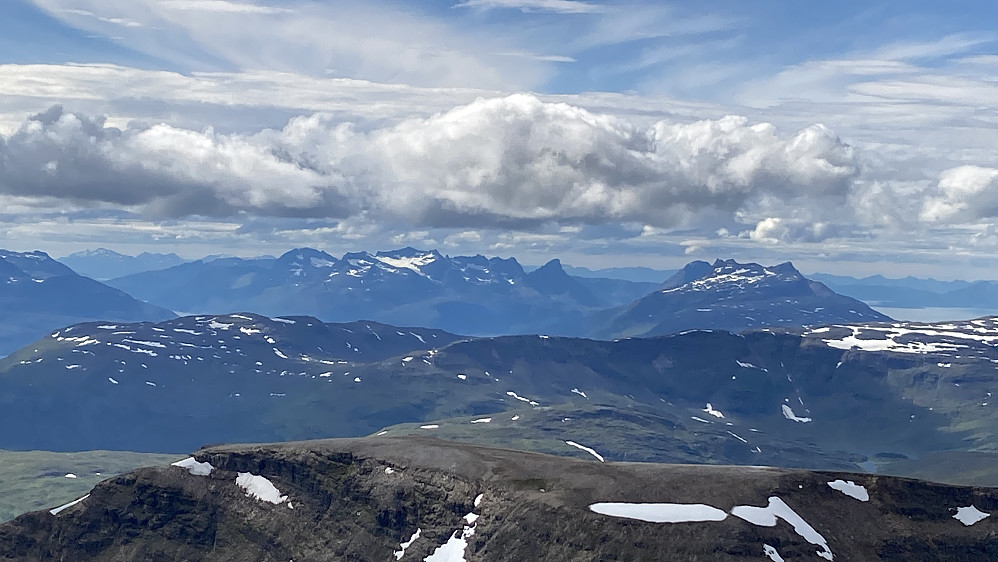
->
xmin=2 ymin=437 xmax=996 ymax=561
xmin=593 ymin=259 xmax=891 ymax=339
xmin=2 ymin=314 xmax=996 ymax=479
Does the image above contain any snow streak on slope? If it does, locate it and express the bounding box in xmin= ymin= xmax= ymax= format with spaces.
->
xmin=808 ymin=318 xmax=998 ymax=357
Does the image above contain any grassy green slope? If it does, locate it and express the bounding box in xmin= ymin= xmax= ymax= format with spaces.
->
xmin=0 ymin=450 xmax=183 ymax=522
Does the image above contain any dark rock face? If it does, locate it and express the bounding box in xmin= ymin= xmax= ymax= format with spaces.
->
xmin=2 ymin=438 xmax=997 ymax=561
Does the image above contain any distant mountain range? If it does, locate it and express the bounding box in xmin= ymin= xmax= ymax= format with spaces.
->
xmin=58 ymin=248 xmax=189 ymax=280
xmin=0 ymin=250 xmax=175 ymax=357
xmin=106 ymin=248 xmax=885 ymax=337
xmin=809 ymin=272 xmax=998 ymax=310
xmin=3 ymin=312 xmax=996 ymax=483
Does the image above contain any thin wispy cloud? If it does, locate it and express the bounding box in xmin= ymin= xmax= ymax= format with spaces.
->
xmin=62 ymin=8 xmax=143 ymax=28
xmin=454 ymin=0 xmax=605 ymax=14
xmin=159 ymin=0 xmax=294 ymax=15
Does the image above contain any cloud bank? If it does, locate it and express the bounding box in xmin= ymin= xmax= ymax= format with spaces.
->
xmin=0 ymin=95 xmax=864 ymax=234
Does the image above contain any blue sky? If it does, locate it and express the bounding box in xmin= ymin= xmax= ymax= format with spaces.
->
xmin=1 ymin=0 xmax=998 ymax=278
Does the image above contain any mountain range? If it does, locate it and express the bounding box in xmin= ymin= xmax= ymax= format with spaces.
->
xmin=0 ymin=250 xmax=175 ymax=357
xmin=106 ymin=248 xmax=887 ymax=338
xmin=57 ymin=248 xmax=189 ymax=280
xmin=3 ymin=311 xmax=997 ymax=487
xmin=2 ymin=437 xmax=996 ymax=561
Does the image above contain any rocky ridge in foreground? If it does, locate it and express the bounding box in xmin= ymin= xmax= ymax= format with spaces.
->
xmin=1 ymin=437 xmax=996 ymax=561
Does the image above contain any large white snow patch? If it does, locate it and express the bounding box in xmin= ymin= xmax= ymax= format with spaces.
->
xmin=589 ymin=502 xmax=728 ymax=523
xmin=172 ymin=457 xmax=214 ymax=476
xmin=236 ymin=472 xmax=288 ymax=505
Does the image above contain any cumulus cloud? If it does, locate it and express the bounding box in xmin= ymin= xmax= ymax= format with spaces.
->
xmin=921 ymin=165 xmax=998 ymax=223
xmin=0 ymin=106 xmax=352 ymax=218
xmin=0 ymin=96 xmax=868 ymax=235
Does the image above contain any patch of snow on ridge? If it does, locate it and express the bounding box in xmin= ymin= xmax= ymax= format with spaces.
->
xmin=811 ymin=322 xmax=998 ymax=355
xmin=571 ymin=388 xmax=588 ymax=399
xmin=506 ymin=391 xmax=539 ymax=406
xmin=172 ymin=457 xmax=214 ymax=476
xmin=703 ymin=403 xmax=724 ymax=418
xmin=470 ymin=418 xmax=492 ymax=424
xmin=50 ymin=494 xmax=89 ymax=515
xmin=236 ymin=473 xmax=288 ymax=505
xmin=731 ymin=497 xmax=833 ymax=560
xmin=589 ymin=503 xmax=728 ymax=523
xmin=420 ymin=424 xmax=439 ymax=429
xmin=377 ymin=253 xmax=438 ymax=275
xmin=827 ymin=480 xmax=869 ymax=501
xmin=565 ymin=441 xmax=605 ymax=462
xmin=394 ymin=528 xmax=420 ymax=560
xmin=207 ymin=320 xmax=232 ymax=330
xmin=954 ymin=505 xmax=991 ymax=526
xmin=782 ymin=404 xmax=812 ymax=423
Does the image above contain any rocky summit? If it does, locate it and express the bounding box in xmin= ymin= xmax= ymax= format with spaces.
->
xmin=1 ymin=437 xmax=996 ymax=561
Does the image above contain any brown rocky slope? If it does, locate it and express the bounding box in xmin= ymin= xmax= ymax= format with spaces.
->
xmin=1 ymin=437 xmax=996 ymax=561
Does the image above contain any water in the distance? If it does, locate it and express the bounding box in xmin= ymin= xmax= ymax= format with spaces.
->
xmin=873 ymin=307 xmax=998 ymax=323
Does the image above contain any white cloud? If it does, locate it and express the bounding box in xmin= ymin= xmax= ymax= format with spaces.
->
xmin=921 ymin=165 xmax=998 ymax=223
xmin=159 ymin=0 xmax=294 ymax=14
xmin=62 ymin=8 xmax=143 ymax=27
xmin=0 ymin=95 xmax=862 ymax=234
xmin=454 ymin=0 xmax=605 ymax=14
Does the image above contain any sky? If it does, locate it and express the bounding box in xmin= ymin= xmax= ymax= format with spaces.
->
xmin=1 ymin=0 xmax=998 ymax=278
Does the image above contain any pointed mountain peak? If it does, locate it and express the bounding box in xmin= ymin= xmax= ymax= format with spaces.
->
xmin=660 ymin=260 xmax=714 ymax=290
xmin=536 ymin=258 xmax=564 ymax=272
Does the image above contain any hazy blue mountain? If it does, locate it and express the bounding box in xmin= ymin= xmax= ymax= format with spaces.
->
xmin=58 ymin=248 xmax=189 ymax=280
xmin=107 ymin=249 xmax=886 ymax=339
xmin=108 ymin=248 xmax=634 ymax=336
xmin=560 ymin=264 xmax=677 ymax=283
xmin=593 ymin=259 xmax=892 ymax=339
xmin=0 ymin=250 xmax=175 ymax=357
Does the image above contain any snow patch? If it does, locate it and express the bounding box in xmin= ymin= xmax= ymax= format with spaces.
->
xmin=571 ymin=388 xmax=588 ymax=399
xmin=827 ymin=480 xmax=869 ymax=502
xmin=394 ymin=528 xmax=420 ymax=560
xmin=782 ymin=404 xmax=812 ymax=423
xmin=172 ymin=457 xmax=214 ymax=476
xmin=506 ymin=391 xmax=539 ymax=406
xmin=731 ymin=497 xmax=833 ymax=560
xmin=236 ymin=472 xmax=288 ymax=505
xmin=420 ymin=424 xmax=439 ymax=429
xmin=703 ymin=403 xmax=724 ymax=418
xmin=565 ymin=440 xmax=605 ymax=462
xmin=954 ymin=505 xmax=991 ymax=526
xmin=50 ymin=494 xmax=89 ymax=515
xmin=470 ymin=418 xmax=492 ymax=424
xmin=589 ymin=502 xmax=728 ymax=523
xmin=764 ymin=544 xmax=785 ymax=562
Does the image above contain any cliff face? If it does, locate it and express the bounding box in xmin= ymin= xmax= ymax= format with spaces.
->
xmin=2 ymin=437 xmax=997 ymax=561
